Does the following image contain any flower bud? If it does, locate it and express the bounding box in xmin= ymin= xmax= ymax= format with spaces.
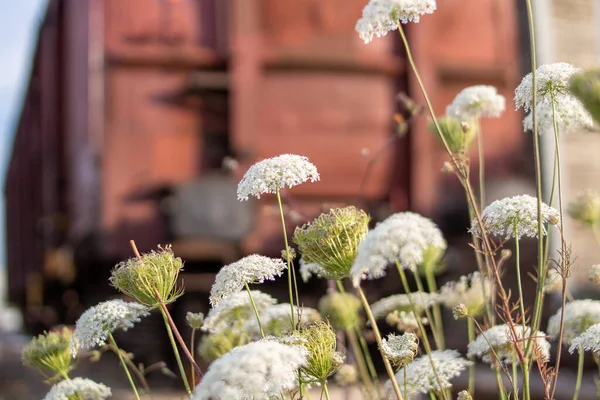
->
xmin=186 ymin=312 xmax=205 ymax=330
xmin=452 ymin=304 xmax=469 ymax=320
xmin=589 ymin=264 xmax=600 ymax=285
xmin=318 ymin=292 xmax=361 ymax=331
xmin=457 ymin=390 xmax=473 ymax=400
xmin=334 ymin=364 xmax=358 ymax=386
xmin=568 ymin=189 xmax=600 ymax=226
xmin=22 ymin=326 xmax=74 ymax=379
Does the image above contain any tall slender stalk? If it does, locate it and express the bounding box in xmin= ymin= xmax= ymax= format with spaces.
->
xmin=356 ymin=286 xmax=405 ymax=400
xmin=475 ymin=118 xmax=486 ymax=209
xmin=424 ymin=270 xmax=445 ymax=350
xmin=513 ymin=227 xmax=527 ymax=328
xmin=396 ymin=263 xmax=448 ymax=400
xmin=190 ymin=328 xmax=197 ymax=387
xmin=322 ymin=380 xmax=332 ymax=400
xmin=276 ymin=188 xmax=297 ymax=329
xmin=411 ymin=270 xmax=443 ymax=349
xmin=573 ymin=347 xmax=585 ymax=400
xmin=159 ymin=306 xmax=192 ymax=396
xmin=511 ymin=357 xmax=519 ymax=398
xmin=467 ymin=318 xmax=476 ymax=396
xmin=244 ymin=282 xmax=265 ymax=338
xmin=109 ymin=333 xmax=141 ymax=400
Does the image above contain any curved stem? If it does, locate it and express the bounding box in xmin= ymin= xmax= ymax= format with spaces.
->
xmin=424 ymin=269 xmax=445 ymax=350
xmin=109 ymin=333 xmax=141 ymax=400
xmin=276 ymin=188 xmax=296 ymax=329
xmin=244 ymin=282 xmax=265 ymax=338
xmin=396 ymin=264 xmax=447 ymax=400
xmin=475 ymin=118 xmax=485 ymax=209
xmin=356 ymin=286 xmax=404 ymax=400
xmin=159 ymin=306 xmax=192 ymax=396
xmin=573 ymin=347 xmax=584 ymax=400
xmin=467 ymin=318 xmax=476 ymax=396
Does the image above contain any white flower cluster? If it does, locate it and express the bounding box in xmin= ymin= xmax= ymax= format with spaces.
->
xmin=446 ymin=85 xmax=506 ymax=120
xmin=299 ymin=258 xmax=327 ymax=282
xmin=472 ymin=194 xmax=560 ymax=239
xmin=246 ymin=304 xmax=320 ymax=338
xmin=202 ymin=290 xmax=277 ymax=333
xmin=569 ymin=323 xmax=600 ymax=355
xmin=467 ymin=324 xmax=550 ymax=365
xmin=192 ymin=340 xmax=307 ymax=400
xmin=515 ymin=63 xmax=593 ymax=133
xmin=371 ymin=292 xmax=439 ymax=320
xmin=71 ymin=299 xmax=150 ymax=357
xmin=355 ymin=0 xmax=437 ymax=43
xmin=44 ymin=378 xmax=111 ymax=400
xmin=547 ymin=299 xmax=600 ymax=345
xmin=543 ymin=268 xmax=563 ymax=294
xmin=237 ymin=154 xmax=319 ymax=201
xmin=380 ymin=332 xmax=419 ymax=365
xmin=440 ymin=272 xmax=491 ymax=316
xmin=350 ymin=212 xmax=446 ymax=286
xmin=385 ymin=350 xmax=472 ymax=398
xmin=210 ymin=255 xmax=287 ymax=306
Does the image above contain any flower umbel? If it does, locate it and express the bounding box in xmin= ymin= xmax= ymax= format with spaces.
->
xmin=236 ymin=154 xmax=319 ymax=200
xmin=192 ymin=340 xmax=307 ymax=399
xmin=71 ymin=299 xmax=150 ymax=357
xmin=568 ymin=189 xmax=600 ymax=226
xmin=293 ymin=206 xmax=370 ymax=280
xmin=318 ymin=291 xmax=362 ymax=331
xmin=547 ymin=299 xmax=600 ymax=346
xmin=298 ymin=321 xmax=338 ymax=384
xmin=186 ymin=312 xmax=205 ymax=330
xmin=202 ymin=290 xmax=277 ymax=333
xmin=473 ymin=194 xmax=560 ymax=239
xmin=380 ymin=332 xmax=419 ymax=366
xmin=385 ymin=350 xmax=472 ymax=398
xmin=440 ymin=272 xmax=491 ymax=317
xmin=569 ymin=323 xmax=600 ymax=355
xmin=570 ymin=67 xmax=600 ymax=125
xmin=446 ymin=85 xmax=506 ymax=120
xmin=370 ymin=292 xmax=439 ymax=321
xmin=22 ymin=326 xmax=74 ymax=378
xmin=209 ymin=255 xmax=287 ymax=306
xmin=467 ymin=325 xmax=551 ymax=364
xmin=590 ymin=265 xmax=600 ymax=285
xmin=350 ymin=212 xmax=446 ymax=286
xmin=43 ymin=377 xmax=111 ymax=400
xmin=355 ymin=0 xmax=437 ymax=44
xmin=110 ymin=245 xmax=184 ymax=307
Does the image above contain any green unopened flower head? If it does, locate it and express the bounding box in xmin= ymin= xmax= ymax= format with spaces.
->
xmin=568 ymin=189 xmax=600 ymax=226
xmin=570 ymin=68 xmax=600 ymax=126
xmin=429 ymin=116 xmax=475 ymax=153
xmin=198 ymin=328 xmax=247 ymax=362
xmin=110 ymin=245 xmax=184 ymax=307
xmin=186 ymin=312 xmax=205 ymax=330
xmin=418 ymin=245 xmax=446 ymax=276
xmin=22 ymin=326 xmax=74 ymax=379
xmin=298 ymin=321 xmax=338 ymax=384
xmin=293 ymin=206 xmax=370 ymax=280
xmin=334 ymin=364 xmax=358 ymax=386
xmin=318 ymin=292 xmax=361 ymax=331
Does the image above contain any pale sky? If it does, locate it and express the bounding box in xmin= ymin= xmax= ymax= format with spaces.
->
xmin=0 ymin=0 xmax=48 ymax=265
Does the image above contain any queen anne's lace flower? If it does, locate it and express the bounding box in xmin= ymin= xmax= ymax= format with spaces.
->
xmin=446 ymin=85 xmax=506 ymax=120
xmin=356 ymin=0 xmax=437 ymax=43
xmin=202 ymin=290 xmax=277 ymax=333
xmin=522 ymin=95 xmax=593 ymax=132
xmin=371 ymin=292 xmax=439 ymax=320
xmin=246 ymin=304 xmax=321 ymax=338
xmin=350 ymin=212 xmax=446 ymax=286
xmin=467 ymin=325 xmax=550 ymax=364
xmin=515 ymin=63 xmax=593 ymax=133
xmin=384 ymin=350 xmax=472 ymax=398
xmin=380 ymin=332 xmax=419 ymax=365
xmin=547 ymin=299 xmax=600 ymax=345
xmin=210 ymin=255 xmax=287 ymax=306
xmin=569 ymin=323 xmax=600 ymax=354
xmin=44 ymin=378 xmax=111 ymax=400
xmin=71 ymin=300 xmax=150 ymax=357
xmin=299 ymin=258 xmax=327 ymax=282
xmin=192 ymin=340 xmax=307 ymax=400
xmin=237 ymin=154 xmax=319 ymax=200
xmin=472 ymin=195 xmax=559 ymax=239
xmin=590 ymin=265 xmax=600 ymax=284
xmin=543 ymin=268 xmax=563 ymax=294
xmin=440 ymin=272 xmax=491 ymax=317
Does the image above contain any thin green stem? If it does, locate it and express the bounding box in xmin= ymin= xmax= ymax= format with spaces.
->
xmin=356 ymin=286 xmax=404 ymax=400
xmin=514 ymin=229 xmax=526 ymax=327
xmin=322 ymin=381 xmax=332 ymax=400
xmin=159 ymin=306 xmax=192 ymax=396
xmin=396 ymin=264 xmax=447 ymax=400
xmin=190 ymin=328 xmax=196 ymax=387
xmin=424 ymin=269 xmax=445 ymax=349
xmin=276 ymin=188 xmax=296 ymax=329
xmin=494 ymin=366 xmax=508 ymax=400
xmin=347 ymin=326 xmax=379 ymax=400
xmin=403 ymin=367 xmax=408 ymax=400
xmin=475 ymin=118 xmax=485 ymax=209
xmin=109 ymin=333 xmax=141 ymax=400
xmin=573 ymin=347 xmax=584 ymax=400
xmin=244 ymin=282 xmax=265 ymax=338
xmin=411 ymin=270 xmax=443 ymax=349
xmin=512 ymin=358 xmax=519 ymax=398
xmin=467 ymin=318 xmax=476 ymax=396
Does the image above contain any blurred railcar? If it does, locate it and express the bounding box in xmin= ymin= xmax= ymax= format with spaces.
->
xmin=5 ymin=0 xmax=523 ymax=334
